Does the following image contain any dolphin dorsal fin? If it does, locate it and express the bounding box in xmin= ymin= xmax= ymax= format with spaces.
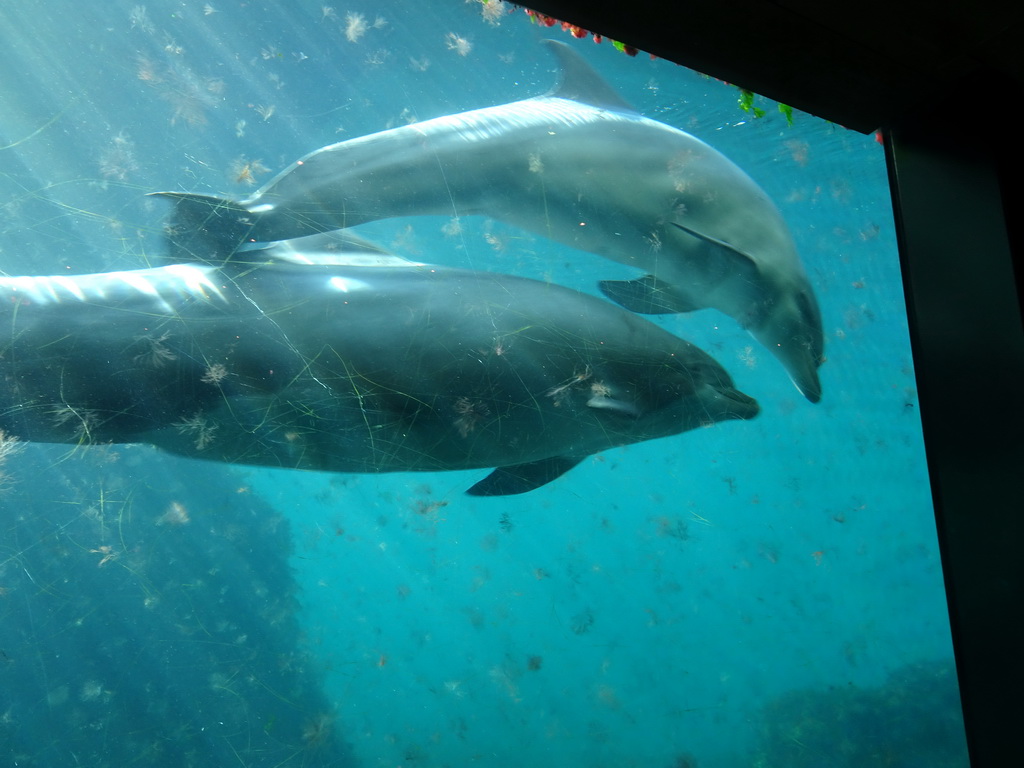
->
xmin=542 ymin=39 xmax=636 ymax=113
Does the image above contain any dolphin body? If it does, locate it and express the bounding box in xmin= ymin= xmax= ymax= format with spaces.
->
xmin=0 ymin=235 xmax=758 ymax=495
xmin=156 ymin=41 xmax=824 ymax=402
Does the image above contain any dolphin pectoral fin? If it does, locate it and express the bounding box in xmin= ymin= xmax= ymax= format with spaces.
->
xmin=466 ymin=456 xmax=585 ymax=496
xmin=541 ymin=40 xmax=637 ymax=113
xmin=149 ymin=191 xmax=256 ymax=264
xmin=599 ymin=276 xmax=702 ymax=314
xmin=670 ymin=222 xmax=761 ymax=277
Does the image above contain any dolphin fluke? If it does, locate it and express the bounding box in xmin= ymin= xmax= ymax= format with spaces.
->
xmin=149 ymin=191 xmax=256 ymax=263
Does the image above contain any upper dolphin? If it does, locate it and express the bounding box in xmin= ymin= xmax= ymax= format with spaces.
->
xmin=155 ymin=40 xmax=825 ymax=402
xmin=0 ymin=234 xmax=758 ymax=495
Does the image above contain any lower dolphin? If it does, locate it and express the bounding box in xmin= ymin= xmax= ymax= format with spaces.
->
xmin=154 ymin=41 xmax=824 ymax=402
xmin=0 ymin=235 xmax=758 ymax=495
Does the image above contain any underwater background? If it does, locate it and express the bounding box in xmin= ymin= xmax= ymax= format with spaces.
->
xmin=0 ymin=1 xmax=968 ymax=766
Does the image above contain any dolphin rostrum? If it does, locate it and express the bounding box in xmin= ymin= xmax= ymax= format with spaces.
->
xmin=0 ymin=234 xmax=758 ymax=495
xmin=155 ymin=41 xmax=825 ymax=402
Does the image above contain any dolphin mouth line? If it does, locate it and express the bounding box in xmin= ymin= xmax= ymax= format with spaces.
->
xmin=717 ymin=387 xmax=761 ymax=418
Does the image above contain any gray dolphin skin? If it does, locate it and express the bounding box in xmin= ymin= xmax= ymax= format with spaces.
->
xmin=0 ymin=237 xmax=758 ymax=495
xmin=155 ymin=40 xmax=824 ymax=402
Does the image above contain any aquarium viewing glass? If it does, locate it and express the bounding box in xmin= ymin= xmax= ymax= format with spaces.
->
xmin=0 ymin=2 xmax=968 ymax=766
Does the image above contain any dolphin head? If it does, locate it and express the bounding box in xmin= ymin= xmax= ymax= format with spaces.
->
xmin=658 ymin=347 xmax=762 ymax=430
xmin=585 ymin=341 xmax=760 ymax=446
xmin=747 ymin=282 xmax=825 ymax=403
xmin=660 ymin=222 xmax=826 ymax=403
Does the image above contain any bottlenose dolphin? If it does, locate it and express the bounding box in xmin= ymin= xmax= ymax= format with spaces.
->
xmin=0 ymin=234 xmax=758 ymax=495
xmin=155 ymin=41 xmax=824 ymax=402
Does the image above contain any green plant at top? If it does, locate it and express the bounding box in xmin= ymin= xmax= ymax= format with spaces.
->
xmin=739 ymin=89 xmax=794 ymax=126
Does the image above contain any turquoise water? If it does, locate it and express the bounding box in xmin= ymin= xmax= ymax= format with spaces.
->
xmin=0 ymin=1 xmax=967 ymax=766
